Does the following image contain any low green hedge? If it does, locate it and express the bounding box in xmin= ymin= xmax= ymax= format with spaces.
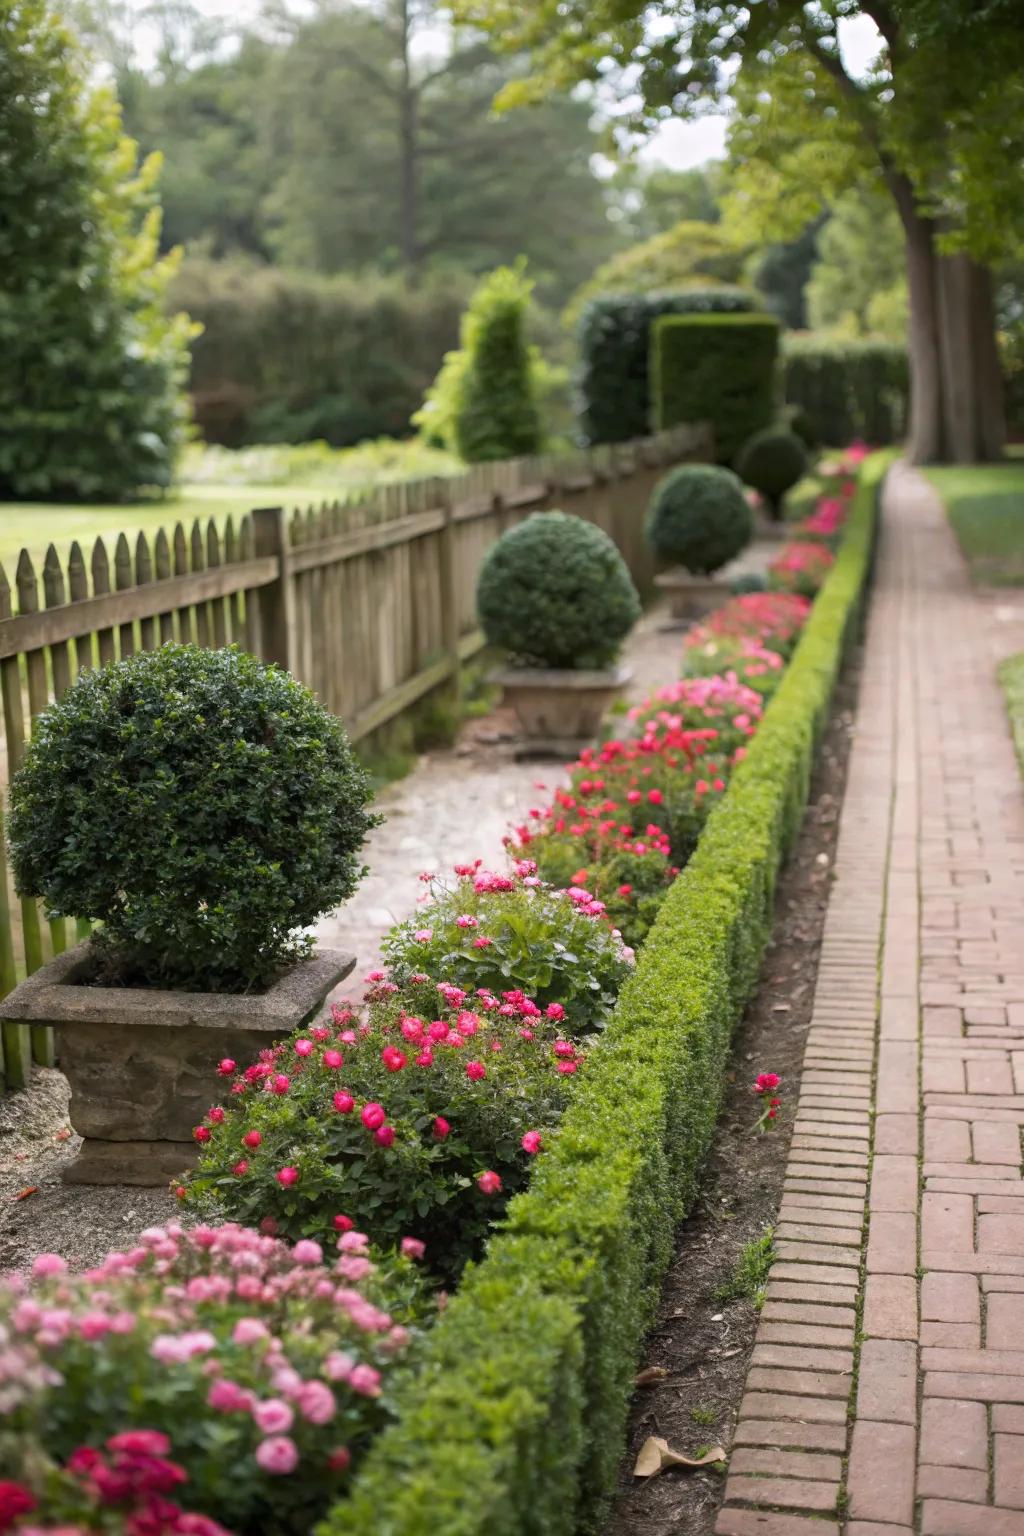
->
xmin=651 ymin=313 xmax=780 ymax=464
xmin=321 ymin=450 xmax=891 ymax=1536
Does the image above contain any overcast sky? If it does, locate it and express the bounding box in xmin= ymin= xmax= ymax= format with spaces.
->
xmin=135 ymin=2 xmax=883 ymax=171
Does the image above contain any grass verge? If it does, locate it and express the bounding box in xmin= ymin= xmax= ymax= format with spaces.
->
xmin=924 ymin=461 xmax=1024 ymax=585
xmin=999 ymin=652 xmax=1024 ymax=778
xmin=319 ymin=450 xmax=893 ymax=1536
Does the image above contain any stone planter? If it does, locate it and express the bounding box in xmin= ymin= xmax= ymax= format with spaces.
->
xmin=0 ymin=942 xmax=355 ymax=1186
xmin=654 ymin=569 xmax=733 ymax=621
xmin=496 ymin=665 xmax=631 ymax=757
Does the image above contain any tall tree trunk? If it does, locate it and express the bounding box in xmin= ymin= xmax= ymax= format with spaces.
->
xmin=397 ymin=0 xmax=420 ymax=284
xmin=891 ymin=176 xmax=946 ymax=462
xmin=892 ymin=180 xmax=1006 ymax=464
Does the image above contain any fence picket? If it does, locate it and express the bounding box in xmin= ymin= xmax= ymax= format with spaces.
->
xmin=115 ymin=533 xmax=136 ymax=659
xmin=137 ymin=533 xmax=157 ymax=652
xmin=91 ymin=540 xmax=116 ymax=666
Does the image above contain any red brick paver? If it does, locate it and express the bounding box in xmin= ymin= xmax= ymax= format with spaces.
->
xmin=717 ymin=464 xmax=1024 ymax=1536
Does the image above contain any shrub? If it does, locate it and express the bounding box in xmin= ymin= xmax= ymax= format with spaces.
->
xmin=186 ymin=984 xmax=580 ymax=1282
xmin=577 ymin=288 xmax=758 ymax=446
xmin=651 ymin=313 xmax=781 ymax=464
xmin=173 ymin=257 xmax=467 ymax=447
xmin=683 ymin=592 xmax=812 ymax=659
xmin=0 ymin=2 xmax=192 ymax=499
xmin=0 ymin=1224 xmax=429 ymax=1535
xmin=682 ymin=635 xmax=786 ymax=698
xmin=768 ymin=541 xmax=837 ymax=598
xmin=383 ymin=864 xmax=632 ymax=1033
xmin=476 ymin=512 xmax=640 ymax=669
xmin=8 ymin=644 xmax=378 ymax=992
xmin=644 ymin=464 xmax=753 ymax=575
xmin=734 ymin=427 xmax=809 ymax=519
xmin=452 ymin=265 xmax=543 ymax=463
xmin=783 ymin=336 xmax=908 ymax=447
xmin=325 ymin=453 xmax=890 ymax=1536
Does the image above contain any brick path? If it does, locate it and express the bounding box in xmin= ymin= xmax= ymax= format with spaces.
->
xmin=717 ymin=464 xmax=1024 ymax=1536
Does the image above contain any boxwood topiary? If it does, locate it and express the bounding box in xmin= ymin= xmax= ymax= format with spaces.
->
xmin=7 ymin=644 xmax=379 ymax=992
xmin=644 ymin=464 xmax=753 ymax=576
xmin=476 ymin=511 xmax=640 ymax=669
xmin=734 ymin=427 xmax=810 ymax=519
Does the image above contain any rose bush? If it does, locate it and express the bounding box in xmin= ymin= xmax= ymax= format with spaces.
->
xmin=185 ymin=983 xmax=580 ymax=1279
xmin=0 ymin=1226 xmax=429 ymax=1535
xmin=768 ymin=541 xmax=836 ymax=598
xmin=381 ymin=863 xmax=631 ymax=1034
xmin=682 ymin=592 xmax=812 ymax=659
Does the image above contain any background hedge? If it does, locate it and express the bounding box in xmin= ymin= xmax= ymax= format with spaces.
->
xmin=783 ymin=336 xmax=909 ymax=447
xmin=320 ymin=450 xmax=894 ymax=1536
xmin=171 ymin=257 xmax=467 ymax=446
xmin=576 ymin=288 xmax=758 ymax=447
xmin=651 ymin=312 xmax=780 ymax=464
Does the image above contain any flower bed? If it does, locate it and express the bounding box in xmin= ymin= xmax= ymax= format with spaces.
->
xmin=2 ymin=447 xmax=886 ymax=1534
xmin=321 ymin=448 xmax=891 ymax=1536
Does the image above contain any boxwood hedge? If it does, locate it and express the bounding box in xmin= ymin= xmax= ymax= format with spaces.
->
xmin=651 ymin=312 xmax=780 ymax=465
xmin=320 ymin=451 xmax=892 ymax=1536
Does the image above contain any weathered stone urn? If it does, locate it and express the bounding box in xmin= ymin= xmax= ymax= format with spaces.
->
xmin=653 ymin=568 xmax=733 ymax=621
xmin=496 ymin=664 xmax=631 ymax=758
xmin=0 ymin=942 xmax=355 ymax=1186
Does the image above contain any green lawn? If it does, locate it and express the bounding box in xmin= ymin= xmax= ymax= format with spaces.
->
xmin=999 ymin=652 xmax=1024 ymax=779
xmin=925 ymin=460 xmax=1024 ymax=585
xmin=0 ymin=438 xmax=460 ymax=575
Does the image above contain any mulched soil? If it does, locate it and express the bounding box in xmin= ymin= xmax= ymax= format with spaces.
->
xmin=602 ymin=654 xmax=862 ymax=1536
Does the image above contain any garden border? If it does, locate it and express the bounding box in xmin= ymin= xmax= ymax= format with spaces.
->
xmin=319 ymin=452 xmax=892 ymax=1536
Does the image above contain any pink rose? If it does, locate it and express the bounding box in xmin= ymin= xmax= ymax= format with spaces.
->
xmin=361 ymin=1103 xmax=386 ymax=1131
xmin=292 ymin=1240 xmax=322 ymax=1266
xmin=298 ymin=1380 xmax=336 ymax=1425
xmin=253 ymin=1398 xmax=294 ymax=1435
xmin=401 ymin=1237 xmax=426 ymax=1261
xmin=255 ymin=1435 xmax=299 ymax=1475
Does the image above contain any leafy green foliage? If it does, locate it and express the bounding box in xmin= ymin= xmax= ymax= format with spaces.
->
xmin=805 ymin=187 xmax=907 ymax=338
xmin=783 ymin=337 xmax=909 ymax=448
xmin=323 ymin=451 xmax=891 ymax=1536
xmin=452 ymin=266 xmax=542 ymax=463
xmin=563 ymin=222 xmax=748 ymax=332
xmin=578 ymin=288 xmax=758 ymax=446
xmin=0 ymin=0 xmax=193 ymax=499
xmin=384 ymin=869 xmax=631 ymax=1034
xmin=734 ymin=429 xmax=809 ymax=519
xmin=8 ymin=644 xmax=378 ymax=991
xmin=477 ymin=512 xmax=640 ymax=669
xmin=645 ymin=464 xmax=753 ymax=575
xmin=651 ymin=313 xmax=780 ymax=465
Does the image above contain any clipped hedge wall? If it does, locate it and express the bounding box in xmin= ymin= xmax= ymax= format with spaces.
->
xmin=783 ymin=336 xmax=909 ymax=447
xmin=652 ymin=312 xmax=781 ymax=464
xmin=171 ymin=257 xmax=467 ymax=447
xmin=577 ymin=288 xmax=758 ymax=447
xmin=321 ymin=451 xmax=893 ymax=1536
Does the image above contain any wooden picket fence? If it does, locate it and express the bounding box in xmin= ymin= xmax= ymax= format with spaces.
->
xmin=0 ymin=422 xmax=710 ymax=1090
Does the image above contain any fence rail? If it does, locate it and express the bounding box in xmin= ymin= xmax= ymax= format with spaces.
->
xmin=0 ymin=422 xmax=710 ymax=1090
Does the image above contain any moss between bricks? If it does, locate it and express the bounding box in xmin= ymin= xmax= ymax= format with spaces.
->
xmin=318 ymin=450 xmax=895 ymax=1536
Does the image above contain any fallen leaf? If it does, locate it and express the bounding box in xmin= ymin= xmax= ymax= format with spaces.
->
xmin=634 ymin=1366 xmax=670 ymax=1387
xmin=54 ymin=1128 xmax=71 ymax=1142
xmin=14 ymin=1186 xmax=38 ymax=1202
xmin=771 ymin=1003 xmax=791 ymax=1012
xmin=633 ymin=1436 xmax=726 ymax=1478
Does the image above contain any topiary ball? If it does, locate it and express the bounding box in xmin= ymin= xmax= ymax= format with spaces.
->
xmin=8 ymin=644 xmax=379 ymax=992
xmin=734 ymin=427 xmax=809 ymax=519
xmin=476 ymin=511 xmax=640 ymax=669
xmin=644 ymin=464 xmax=753 ymax=576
